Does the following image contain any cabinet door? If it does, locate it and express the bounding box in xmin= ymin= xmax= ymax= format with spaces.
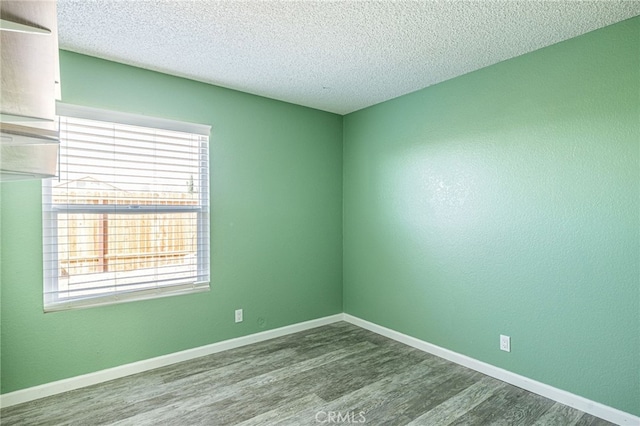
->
xmin=1 ymin=0 xmax=58 ymax=122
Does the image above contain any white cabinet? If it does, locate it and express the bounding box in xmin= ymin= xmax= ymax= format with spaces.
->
xmin=0 ymin=0 xmax=60 ymax=180
xmin=1 ymin=0 xmax=60 ymax=122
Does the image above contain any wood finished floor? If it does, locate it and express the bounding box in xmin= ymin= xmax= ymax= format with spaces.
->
xmin=1 ymin=322 xmax=616 ymax=426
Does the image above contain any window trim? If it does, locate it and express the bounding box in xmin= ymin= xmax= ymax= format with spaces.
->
xmin=43 ymin=103 xmax=211 ymax=312
xmin=56 ymin=103 xmax=211 ymax=136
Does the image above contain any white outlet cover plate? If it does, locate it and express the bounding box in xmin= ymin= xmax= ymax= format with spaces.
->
xmin=500 ymin=334 xmax=511 ymax=352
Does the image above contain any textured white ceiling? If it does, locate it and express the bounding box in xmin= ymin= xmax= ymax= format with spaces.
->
xmin=57 ymin=1 xmax=640 ymax=115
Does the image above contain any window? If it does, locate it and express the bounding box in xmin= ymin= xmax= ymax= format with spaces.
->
xmin=43 ymin=104 xmax=210 ymax=311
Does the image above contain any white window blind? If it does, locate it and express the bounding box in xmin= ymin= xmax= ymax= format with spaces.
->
xmin=43 ymin=104 xmax=210 ymax=311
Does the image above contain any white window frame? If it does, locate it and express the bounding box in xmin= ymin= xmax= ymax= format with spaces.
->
xmin=43 ymin=103 xmax=211 ymax=312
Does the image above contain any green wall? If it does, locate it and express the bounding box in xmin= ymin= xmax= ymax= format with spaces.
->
xmin=343 ymin=17 xmax=639 ymax=416
xmin=0 ymin=51 xmax=343 ymax=393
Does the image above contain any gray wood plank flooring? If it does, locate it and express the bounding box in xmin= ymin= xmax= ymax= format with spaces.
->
xmin=0 ymin=322 xmax=617 ymax=425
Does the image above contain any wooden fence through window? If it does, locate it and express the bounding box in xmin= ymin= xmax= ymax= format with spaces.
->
xmin=54 ymin=189 xmax=199 ymax=277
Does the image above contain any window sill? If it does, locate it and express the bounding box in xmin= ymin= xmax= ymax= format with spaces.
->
xmin=43 ymin=282 xmax=210 ymax=313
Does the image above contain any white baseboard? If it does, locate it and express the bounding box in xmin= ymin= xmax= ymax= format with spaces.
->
xmin=0 ymin=313 xmax=344 ymax=409
xmin=343 ymin=314 xmax=638 ymax=426
xmin=3 ymin=312 xmax=637 ymax=426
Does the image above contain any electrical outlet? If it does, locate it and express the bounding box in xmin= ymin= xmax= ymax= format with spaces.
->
xmin=500 ymin=335 xmax=511 ymax=352
xmin=235 ymin=309 xmax=243 ymax=323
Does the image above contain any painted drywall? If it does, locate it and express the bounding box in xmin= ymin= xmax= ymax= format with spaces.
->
xmin=0 ymin=51 xmax=343 ymax=393
xmin=343 ymin=17 xmax=639 ymax=416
